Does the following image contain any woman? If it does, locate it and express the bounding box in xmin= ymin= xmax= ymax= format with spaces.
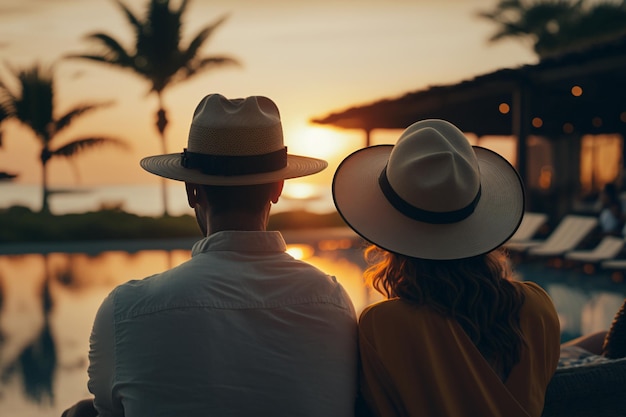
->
xmin=332 ymin=119 xmax=561 ymax=417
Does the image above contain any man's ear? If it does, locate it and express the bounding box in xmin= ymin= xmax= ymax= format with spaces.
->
xmin=185 ymin=183 xmax=198 ymax=208
xmin=271 ymin=180 xmax=284 ymax=204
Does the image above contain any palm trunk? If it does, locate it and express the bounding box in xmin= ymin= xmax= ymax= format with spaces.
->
xmin=40 ymin=151 xmax=50 ymax=214
xmin=156 ymin=93 xmax=169 ymax=217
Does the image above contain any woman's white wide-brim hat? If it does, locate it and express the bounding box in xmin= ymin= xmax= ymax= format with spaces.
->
xmin=332 ymin=119 xmax=525 ymax=260
xmin=140 ymin=94 xmax=327 ymax=185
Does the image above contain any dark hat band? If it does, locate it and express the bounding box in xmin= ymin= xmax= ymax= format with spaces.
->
xmin=181 ymin=147 xmax=287 ymax=176
xmin=378 ymin=166 xmax=482 ymax=224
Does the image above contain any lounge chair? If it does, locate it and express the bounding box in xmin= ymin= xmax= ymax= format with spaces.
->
xmin=600 ymin=258 xmax=626 ymax=272
xmin=508 ymin=212 xmax=549 ymax=243
xmin=565 ymin=236 xmax=625 ymax=264
xmin=505 ymin=212 xmax=549 ymax=252
xmin=542 ymin=357 xmax=626 ymax=417
xmin=543 ymin=299 xmax=626 ymax=417
xmin=508 ymin=215 xmax=598 ymax=257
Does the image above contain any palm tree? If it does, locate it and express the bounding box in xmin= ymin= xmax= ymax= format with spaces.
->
xmin=478 ymin=0 xmax=626 ymax=57
xmin=0 ymin=63 xmax=128 ymax=213
xmin=0 ymin=97 xmax=18 ymax=181
xmin=66 ymin=0 xmax=241 ymax=216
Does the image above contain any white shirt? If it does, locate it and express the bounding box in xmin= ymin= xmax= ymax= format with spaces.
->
xmin=88 ymin=231 xmax=358 ymax=417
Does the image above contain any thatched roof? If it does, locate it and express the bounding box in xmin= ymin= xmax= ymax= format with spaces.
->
xmin=313 ymin=35 xmax=626 ymax=138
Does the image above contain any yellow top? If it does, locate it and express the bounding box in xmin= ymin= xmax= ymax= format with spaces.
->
xmin=358 ymin=281 xmax=560 ymax=417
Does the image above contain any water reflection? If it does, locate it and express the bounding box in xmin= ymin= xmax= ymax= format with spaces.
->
xmin=513 ymin=261 xmax=626 ymax=342
xmin=0 ymin=249 xmax=192 ymax=416
xmin=0 ymin=243 xmax=624 ymax=416
xmin=0 ymin=254 xmax=55 ymax=405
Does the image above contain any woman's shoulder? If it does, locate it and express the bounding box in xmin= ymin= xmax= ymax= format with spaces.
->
xmin=512 ymin=280 xmax=560 ymax=326
xmin=360 ymin=298 xmax=400 ymax=315
xmin=359 ymin=298 xmax=443 ymax=331
xmin=359 ymin=298 xmax=414 ymax=323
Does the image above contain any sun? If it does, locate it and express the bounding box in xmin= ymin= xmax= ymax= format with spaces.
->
xmin=285 ymin=123 xmax=354 ymax=160
xmin=282 ymin=182 xmax=320 ymax=200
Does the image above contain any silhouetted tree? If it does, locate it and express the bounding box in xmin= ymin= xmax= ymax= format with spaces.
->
xmin=17 ymin=273 xmax=56 ymax=404
xmin=67 ymin=0 xmax=241 ymax=216
xmin=0 ymin=92 xmax=7 ymax=146
xmin=0 ymin=93 xmax=17 ymax=181
xmin=0 ymin=64 xmax=128 ymax=213
xmin=478 ymin=0 xmax=626 ymax=57
xmin=0 ymin=261 xmax=57 ymax=404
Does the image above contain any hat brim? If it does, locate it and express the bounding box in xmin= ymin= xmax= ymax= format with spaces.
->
xmin=332 ymin=145 xmax=525 ymax=260
xmin=140 ymin=153 xmax=327 ymax=185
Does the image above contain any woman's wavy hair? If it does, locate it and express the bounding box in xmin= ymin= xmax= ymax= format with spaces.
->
xmin=364 ymin=245 xmax=526 ymax=378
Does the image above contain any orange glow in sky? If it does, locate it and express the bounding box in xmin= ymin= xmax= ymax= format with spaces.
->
xmin=0 ymin=0 xmax=535 ymax=211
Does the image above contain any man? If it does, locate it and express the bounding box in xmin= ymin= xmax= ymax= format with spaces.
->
xmin=64 ymin=94 xmax=357 ymax=417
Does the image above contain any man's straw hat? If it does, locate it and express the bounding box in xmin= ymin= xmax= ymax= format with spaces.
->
xmin=141 ymin=94 xmax=327 ymax=185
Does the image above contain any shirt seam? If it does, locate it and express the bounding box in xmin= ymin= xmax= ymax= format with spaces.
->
xmin=115 ymin=297 xmax=352 ymax=321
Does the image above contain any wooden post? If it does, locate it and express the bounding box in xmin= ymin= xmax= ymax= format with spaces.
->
xmin=513 ymin=80 xmax=531 ymax=208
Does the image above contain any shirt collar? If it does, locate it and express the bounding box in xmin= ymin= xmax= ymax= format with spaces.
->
xmin=191 ymin=230 xmax=287 ymax=256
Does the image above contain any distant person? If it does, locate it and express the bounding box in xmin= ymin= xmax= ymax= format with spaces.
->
xmin=332 ymin=119 xmax=561 ymax=417
xmin=560 ymin=298 xmax=626 ymax=367
xmin=62 ymin=94 xmax=358 ymax=417
xmin=598 ymin=182 xmax=624 ymax=235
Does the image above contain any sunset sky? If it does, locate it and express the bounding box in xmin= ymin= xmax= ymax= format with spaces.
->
xmin=0 ymin=0 xmax=535 ymax=199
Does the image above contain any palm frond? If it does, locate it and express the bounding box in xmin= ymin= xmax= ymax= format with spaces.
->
xmin=176 ymin=0 xmax=190 ymax=15
xmin=68 ymin=0 xmax=240 ymax=96
xmin=0 ymin=171 xmax=18 ymax=180
xmin=51 ymin=137 xmax=129 ymax=158
xmin=68 ymin=33 xmax=135 ymax=68
xmin=481 ymin=0 xmax=626 ymax=55
xmin=488 ymin=23 xmax=529 ymax=42
xmin=0 ymin=88 xmax=16 ymax=120
xmin=575 ymin=2 xmax=626 ymax=39
xmin=0 ymin=102 xmax=10 ymax=123
xmin=53 ymin=101 xmax=114 ymax=134
xmin=11 ymin=64 xmax=54 ymax=141
xmin=183 ymin=14 xmax=230 ymax=62
xmin=113 ymin=0 xmax=142 ymax=33
xmin=144 ymin=0 xmax=183 ymax=53
xmin=182 ymin=56 xmax=240 ymax=81
xmin=64 ymin=54 xmax=117 ymax=65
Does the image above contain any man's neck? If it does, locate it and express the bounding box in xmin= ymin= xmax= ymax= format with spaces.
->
xmin=206 ymin=212 xmax=268 ymax=236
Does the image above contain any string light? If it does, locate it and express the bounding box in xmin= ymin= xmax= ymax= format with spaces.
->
xmin=563 ymin=123 xmax=574 ymax=133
